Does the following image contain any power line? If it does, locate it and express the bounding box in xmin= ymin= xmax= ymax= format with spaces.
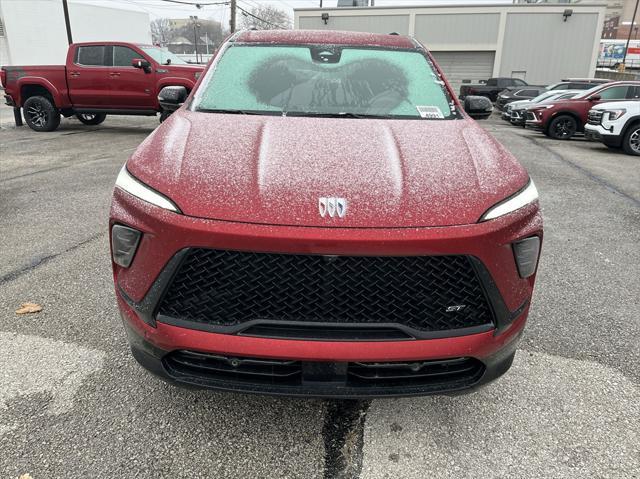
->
xmin=160 ymin=0 xmax=229 ymax=7
xmin=236 ymin=1 xmax=291 ymax=29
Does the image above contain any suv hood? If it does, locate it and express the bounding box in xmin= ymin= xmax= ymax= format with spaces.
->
xmin=509 ymin=99 xmax=533 ymax=109
xmin=127 ymin=110 xmax=528 ymax=228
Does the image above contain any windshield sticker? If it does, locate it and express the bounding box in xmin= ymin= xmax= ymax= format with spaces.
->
xmin=416 ymin=106 xmax=444 ymax=119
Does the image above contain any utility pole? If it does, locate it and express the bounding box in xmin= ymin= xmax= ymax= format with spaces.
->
xmin=62 ymin=0 xmax=73 ymax=44
xmin=622 ymin=0 xmax=640 ymax=70
xmin=190 ymin=15 xmax=200 ymax=63
xmin=230 ymin=0 xmax=237 ymax=33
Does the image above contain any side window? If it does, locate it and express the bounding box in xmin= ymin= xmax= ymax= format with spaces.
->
xmin=513 ymin=79 xmax=527 ymax=86
xmin=76 ymin=46 xmax=108 ymax=66
xmin=486 ymin=79 xmax=497 ymax=86
xmin=519 ymin=89 xmax=539 ymax=96
xmin=554 ymin=83 xmax=569 ymax=90
xmin=598 ymin=86 xmax=629 ymax=100
xmin=113 ymin=46 xmax=141 ymax=67
xmin=626 ymin=86 xmax=640 ymax=99
xmin=568 ymin=83 xmax=587 ymax=89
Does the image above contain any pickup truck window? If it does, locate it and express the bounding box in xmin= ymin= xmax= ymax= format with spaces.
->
xmin=486 ymin=79 xmax=497 ymax=86
xmin=193 ymin=45 xmax=455 ymax=119
xmin=114 ymin=46 xmax=141 ymax=67
xmin=76 ymin=46 xmax=109 ymax=67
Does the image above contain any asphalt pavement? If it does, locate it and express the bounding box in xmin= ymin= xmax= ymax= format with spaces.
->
xmin=0 ymin=106 xmax=638 ymax=479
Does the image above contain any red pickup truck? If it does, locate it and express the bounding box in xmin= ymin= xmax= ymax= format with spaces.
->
xmin=1 ymin=42 xmax=204 ymax=132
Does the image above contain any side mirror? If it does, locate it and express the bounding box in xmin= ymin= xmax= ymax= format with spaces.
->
xmin=158 ymin=86 xmax=188 ymax=112
xmin=131 ymin=58 xmax=151 ymax=73
xmin=589 ymin=94 xmax=601 ymax=102
xmin=463 ymin=95 xmax=493 ymax=120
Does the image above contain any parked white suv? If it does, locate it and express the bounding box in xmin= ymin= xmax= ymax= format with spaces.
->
xmin=585 ymin=101 xmax=640 ymax=155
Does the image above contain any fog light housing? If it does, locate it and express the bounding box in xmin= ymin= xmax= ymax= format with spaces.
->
xmin=513 ymin=236 xmax=541 ymax=278
xmin=111 ymin=225 xmax=141 ymax=268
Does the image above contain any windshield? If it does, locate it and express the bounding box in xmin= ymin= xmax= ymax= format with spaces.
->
xmin=141 ymin=46 xmax=188 ymax=65
xmin=192 ymin=45 xmax=456 ymax=119
xmin=576 ymin=84 xmax=604 ymax=99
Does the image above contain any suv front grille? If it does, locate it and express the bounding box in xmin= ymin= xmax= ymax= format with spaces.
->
xmin=588 ymin=110 xmax=604 ymax=125
xmin=157 ymin=249 xmax=494 ymax=334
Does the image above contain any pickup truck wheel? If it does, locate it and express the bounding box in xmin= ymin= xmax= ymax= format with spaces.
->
xmin=548 ymin=115 xmax=577 ymax=140
xmin=622 ymin=123 xmax=640 ymax=156
xmin=23 ymin=96 xmax=61 ymax=132
xmin=76 ymin=113 xmax=107 ymax=125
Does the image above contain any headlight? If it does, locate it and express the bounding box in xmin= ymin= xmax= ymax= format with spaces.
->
xmin=606 ymin=109 xmax=626 ymax=121
xmin=537 ymin=104 xmax=555 ymax=110
xmin=480 ymin=179 xmax=538 ymax=221
xmin=115 ymin=166 xmax=181 ymax=213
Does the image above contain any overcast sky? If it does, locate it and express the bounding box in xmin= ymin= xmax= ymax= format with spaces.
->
xmin=72 ymin=0 xmax=512 ymax=23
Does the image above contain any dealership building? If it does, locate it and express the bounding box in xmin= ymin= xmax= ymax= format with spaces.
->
xmin=294 ymin=3 xmax=607 ymax=91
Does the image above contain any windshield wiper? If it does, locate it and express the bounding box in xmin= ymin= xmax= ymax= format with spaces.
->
xmin=284 ymin=111 xmax=393 ymax=119
xmin=195 ymin=108 xmax=278 ymax=116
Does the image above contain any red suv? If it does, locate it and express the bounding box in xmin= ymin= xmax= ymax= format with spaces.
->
xmin=110 ymin=30 xmax=543 ymax=398
xmin=525 ymin=81 xmax=640 ymax=139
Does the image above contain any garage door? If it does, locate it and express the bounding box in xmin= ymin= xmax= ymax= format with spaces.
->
xmin=430 ymin=51 xmax=496 ymax=96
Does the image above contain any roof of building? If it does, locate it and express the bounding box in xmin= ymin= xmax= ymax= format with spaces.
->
xmin=234 ymin=29 xmax=416 ymax=49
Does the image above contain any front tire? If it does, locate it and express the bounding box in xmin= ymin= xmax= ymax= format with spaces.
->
xmin=76 ymin=113 xmax=107 ymax=125
xmin=547 ymin=115 xmax=578 ymax=140
xmin=159 ymin=110 xmax=171 ymax=123
xmin=622 ymin=123 xmax=640 ymax=156
xmin=23 ymin=96 xmax=61 ymax=132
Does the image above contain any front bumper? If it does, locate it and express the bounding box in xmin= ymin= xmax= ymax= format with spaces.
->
xmin=584 ymin=124 xmax=622 ymax=147
xmin=122 ymin=316 xmax=522 ymax=398
xmin=111 ymin=189 xmax=542 ymax=397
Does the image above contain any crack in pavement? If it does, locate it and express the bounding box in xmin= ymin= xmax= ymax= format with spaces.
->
xmin=523 ymin=135 xmax=640 ymax=208
xmin=323 ymin=400 xmax=371 ymax=479
xmin=1 ymin=155 xmax=113 ymax=182
xmin=0 ymin=232 xmax=107 ymax=285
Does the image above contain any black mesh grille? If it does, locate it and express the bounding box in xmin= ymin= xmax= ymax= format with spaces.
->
xmin=588 ymin=110 xmax=603 ymax=125
xmin=157 ymin=249 xmax=493 ymax=332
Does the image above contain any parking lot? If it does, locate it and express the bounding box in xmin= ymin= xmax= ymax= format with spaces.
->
xmin=1 ymin=105 xmax=638 ymax=478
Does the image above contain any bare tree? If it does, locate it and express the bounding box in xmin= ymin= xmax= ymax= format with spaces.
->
xmin=239 ymin=6 xmax=291 ymax=30
xmin=151 ymin=18 xmax=174 ymax=46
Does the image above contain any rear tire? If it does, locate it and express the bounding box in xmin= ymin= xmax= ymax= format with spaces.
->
xmin=23 ymin=96 xmax=60 ymax=132
xmin=547 ymin=115 xmax=577 ymax=140
xmin=76 ymin=113 xmax=107 ymax=125
xmin=622 ymin=123 xmax=640 ymax=156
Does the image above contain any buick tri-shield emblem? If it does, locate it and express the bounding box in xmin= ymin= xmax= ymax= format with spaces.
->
xmin=319 ymin=197 xmax=347 ymax=218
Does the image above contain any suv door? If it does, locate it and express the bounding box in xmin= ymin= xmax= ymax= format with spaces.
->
xmin=109 ymin=45 xmax=156 ymax=109
xmin=67 ymin=45 xmax=112 ymax=107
